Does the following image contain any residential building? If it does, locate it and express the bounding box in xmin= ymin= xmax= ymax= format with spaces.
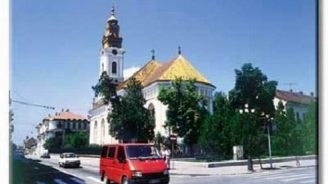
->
xmin=89 ymin=7 xmax=215 ymax=145
xmin=35 ymin=109 xmax=89 ymax=155
xmin=274 ymin=89 xmax=316 ymax=121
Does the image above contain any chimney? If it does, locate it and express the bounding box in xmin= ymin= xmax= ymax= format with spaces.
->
xmin=299 ymin=91 xmax=303 ymax=95
xmin=310 ymin=92 xmax=314 ymax=97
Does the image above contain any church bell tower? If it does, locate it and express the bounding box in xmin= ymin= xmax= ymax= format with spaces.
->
xmin=99 ymin=6 xmax=125 ymax=83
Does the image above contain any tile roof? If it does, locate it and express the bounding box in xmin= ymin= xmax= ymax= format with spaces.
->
xmin=276 ymin=89 xmax=315 ymax=105
xmin=45 ymin=111 xmax=88 ymax=121
xmin=119 ymin=54 xmax=214 ymax=89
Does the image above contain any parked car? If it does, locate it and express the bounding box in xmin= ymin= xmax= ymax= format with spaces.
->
xmin=58 ymin=152 xmax=80 ymax=168
xmin=99 ymin=143 xmax=169 ymax=184
xmin=40 ymin=153 xmax=50 ymax=159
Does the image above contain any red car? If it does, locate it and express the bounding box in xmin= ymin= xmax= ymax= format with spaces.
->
xmin=100 ymin=143 xmax=169 ymax=184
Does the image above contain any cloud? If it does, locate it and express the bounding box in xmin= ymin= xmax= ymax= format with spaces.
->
xmin=124 ymin=66 xmax=140 ymax=80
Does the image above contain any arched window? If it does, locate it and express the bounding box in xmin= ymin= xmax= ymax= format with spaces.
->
xmin=101 ymin=63 xmax=104 ymax=73
xmin=101 ymin=119 xmax=105 ymax=144
xmin=112 ymin=62 xmax=117 ymax=74
xmin=148 ymin=103 xmax=155 ymax=122
xmin=94 ymin=121 xmax=98 ymax=143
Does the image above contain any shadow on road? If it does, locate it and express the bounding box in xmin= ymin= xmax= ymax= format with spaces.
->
xmin=11 ymin=157 xmax=86 ymax=184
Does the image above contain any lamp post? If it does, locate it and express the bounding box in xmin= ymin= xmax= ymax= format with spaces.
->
xmin=265 ymin=114 xmax=273 ymax=169
xmin=239 ymin=103 xmax=255 ymax=171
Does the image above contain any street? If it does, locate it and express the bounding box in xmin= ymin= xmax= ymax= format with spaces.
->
xmin=20 ymin=156 xmax=316 ymax=184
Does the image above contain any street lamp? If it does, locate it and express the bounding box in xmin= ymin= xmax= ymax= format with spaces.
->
xmin=265 ymin=114 xmax=274 ymax=169
xmin=239 ymin=103 xmax=255 ymax=171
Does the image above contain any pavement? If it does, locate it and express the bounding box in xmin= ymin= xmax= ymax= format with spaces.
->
xmin=22 ymin=154 xmax=317 ymax=184
xmin=45 ymin=154 xmax=317 ymax=176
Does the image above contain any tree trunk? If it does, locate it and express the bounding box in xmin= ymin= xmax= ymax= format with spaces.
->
xmin=258 ymin=156 xmax=263 ymax=169
xmin=295 ymin=155 xmax=301 ymax=167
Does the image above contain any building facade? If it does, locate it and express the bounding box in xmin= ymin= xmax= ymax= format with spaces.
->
xmin=274 ymin=89 xmax=316 ymax=121
xmin=89 ymin=7 xmax=215 ymax=145
xmin=35 ymin=109 xmax=89 ymax=155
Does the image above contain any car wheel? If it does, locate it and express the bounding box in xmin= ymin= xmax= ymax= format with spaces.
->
xmin=121 ymin=176 xmax=129 ymax=184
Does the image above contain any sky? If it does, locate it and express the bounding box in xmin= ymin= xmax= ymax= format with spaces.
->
xmin=11 ymin=0 xmax=316 ymax=144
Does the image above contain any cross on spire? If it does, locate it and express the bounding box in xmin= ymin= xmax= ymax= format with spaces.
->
xmin=151 ymin=49 xmax=155 ymax=60
xmin=111 ymin=5 xmax=115 ymax=16
xmin=178 ymin=46 xmax=182 ymax=55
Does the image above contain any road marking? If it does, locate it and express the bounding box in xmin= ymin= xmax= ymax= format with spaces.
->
xmin=87 ymin=176 xmax=102 ymax=183
xmin=282 ymin=175 xmax=315 ymax=182
xmin=263 ymin=173 xmax=310 ymax=180
xmin=71 ymin=177 xmax=85 ymax=184
xmin=54 ymin=179 xmax=67 ymax=184
xmin=300 ymin=179 xmax=316 ymax=184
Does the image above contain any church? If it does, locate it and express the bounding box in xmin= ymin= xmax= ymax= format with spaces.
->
xmin=88 ymin=7 xmax=216 ymax=145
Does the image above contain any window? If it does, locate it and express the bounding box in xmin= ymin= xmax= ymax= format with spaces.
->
xmin=57 ymin=122 xmax=62 ymax=129
xmin=296 ymin=112 xmax=300 ymax=122
xmin=117 ymin=146 xmax=126 ymax=160
xmin=73 ymin=122 xmax=76 ymax=129
xmin=112 ymin=62 xmax=117 ymax=74
xmin=101 ymin=146 xmax=108 ymax=158
xmin=78 ymin=122 xmax=81 ymax=129
xmin=101 ymin=63 xmax=104 ymax=72
xmin=94 ymin=121 xmax=98 ymax=142
xmin=107 ymin=147 xmax=116 ymax=159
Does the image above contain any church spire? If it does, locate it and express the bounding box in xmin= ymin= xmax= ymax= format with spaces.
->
xmin=102 ymin=5 xmax=122 ymax=48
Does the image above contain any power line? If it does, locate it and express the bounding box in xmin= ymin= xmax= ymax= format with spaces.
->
xmin=11 ymin=99 xmax=55 ymax=110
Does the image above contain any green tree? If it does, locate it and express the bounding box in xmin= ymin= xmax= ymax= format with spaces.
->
xmin=109 ymin=78 xmax=155 ymax=142
xmin=229 ymin=63 xmax=277 ymax=170
xmin=303 ymin=101 xmax=317 ymax=154
xmin=158 ymin=78 xmax=207 ymax=156
xmin=64 ymin=131 xmax=89 ymax=149
xmin=92 ymin=72 xmax=118 ymax=104
xmin=199 ymin=92 xmax=235 ymax=160
xmin=43 ymin=137 xmax=60 ymax=150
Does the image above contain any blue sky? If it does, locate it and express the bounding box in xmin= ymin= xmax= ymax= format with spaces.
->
xmin=11 ymin=0 xmax=316 ymax=144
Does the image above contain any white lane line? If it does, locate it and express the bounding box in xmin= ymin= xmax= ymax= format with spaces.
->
xmin=264 ymin=173 xmax=310 ymax=180
xmin=70 ymin=177 xmax=85 ymax=184
xmin=282 ymin=175 xmax=315 ymax=182
xmin=36 ymin=182 xmax=46 ymax=184
xmin=300 ymin=179 xmax=316 ymax=184
xmin=54 ymin=179 xmax=67 ymax=184
xmin=87 ymin=176 xmax=102 ymax=184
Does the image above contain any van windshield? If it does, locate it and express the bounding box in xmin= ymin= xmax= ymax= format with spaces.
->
xmin=126 ymin=145 xmax=161 ymax=159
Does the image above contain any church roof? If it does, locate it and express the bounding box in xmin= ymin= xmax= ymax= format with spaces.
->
xmin=119 ymin=54 xmax=214 ymax=89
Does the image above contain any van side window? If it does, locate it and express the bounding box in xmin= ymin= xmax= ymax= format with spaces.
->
xmin=117 ymin=146 xmax=126 ymax=160
xmin=107 ymin=147 xmax=116 ymax=159
xmin=101 ymin=146 xmax=108 ymax=158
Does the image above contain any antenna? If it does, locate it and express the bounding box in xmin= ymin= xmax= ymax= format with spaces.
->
xmin=281 ymin=82 xmax=297 ymax=90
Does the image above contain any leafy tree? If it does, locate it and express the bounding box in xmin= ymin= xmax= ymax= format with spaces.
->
xmin=303 ymin=101 xmax=317 ymax=154
xmin=158 ymin=78 xmax=207 ymax=156
xmin=271 ymin=101 xmax=297 ymax=156
xmin=64 ymin=131 xmax=88 ymax=149
xmin=199 ymin=92 xmax=235 ymax=160
xmin=92 ymin=72 xmax=118 ymax=104
xmin=228 ymin=63 xmax=277 ymax=170
xmin=109 ymin=78 xmax=155 ymax=142
xmin=43 ymin=137 xmax=60 ymax=150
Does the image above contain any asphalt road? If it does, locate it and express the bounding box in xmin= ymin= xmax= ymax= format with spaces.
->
xmin=27 ymin=156 xmax=317 ymax=184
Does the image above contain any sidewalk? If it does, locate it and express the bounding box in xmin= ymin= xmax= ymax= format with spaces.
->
xmin=48 ymin=154 xmax=317 ymax=176
xmin=169 ymin=159 xmax=316 ymax=176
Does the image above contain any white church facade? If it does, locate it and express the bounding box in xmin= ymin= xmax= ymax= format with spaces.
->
xmin=88 ymin=7 xmax=215 ymax=145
